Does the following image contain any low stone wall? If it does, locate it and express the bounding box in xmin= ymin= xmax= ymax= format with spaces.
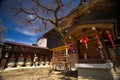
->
xmin=75 ymin=62 xmax=117 ymax=80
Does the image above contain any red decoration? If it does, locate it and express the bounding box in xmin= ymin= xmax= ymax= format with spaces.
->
xmin=96 ymin=35 xmax=102 ymax=48
xmin=11 ymin=54 xmax=14 ymax=60
xmin=106 ymin=30 xmax=115 ymax=49
xmin=45 ymin=56 xmax=48 ymax=61
xmin=80 ymin=36 xmax=89 ymax=49
xmin=19 ymin=54 xmax=23 ymax=59
xmin=11 ymin=54 xmax=14 ymax=58
xmin=27 ymin=54 xmax=31 ymax=58
xmin=40 ymin=56 xmax=43 ymax=61
xmin=95 ymin=34 xmax=104 ymax=59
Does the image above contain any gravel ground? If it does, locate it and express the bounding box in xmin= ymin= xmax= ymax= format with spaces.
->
xmin=0 ymin=67 xmax=78 ymax=80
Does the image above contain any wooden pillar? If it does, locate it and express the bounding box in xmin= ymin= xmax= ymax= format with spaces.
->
xmin=101 ymin=38 xmax=110 ymax=61
xmin=65 ymin=43 xmax=69 ymax=62
xmin=75 ymin=40 xmax=80 ymax=62
xmin=107 ymin=47 xmax=118 ymax=66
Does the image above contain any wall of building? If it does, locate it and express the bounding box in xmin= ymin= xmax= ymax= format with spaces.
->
xmin=46 ymin=31 xmax=64 ymax=49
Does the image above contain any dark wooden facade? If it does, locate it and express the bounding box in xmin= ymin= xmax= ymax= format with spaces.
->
xmin=0 ymin=41 xmax=53 ymax=69
xmin=43 ymin=29 xmax=64 ymax=49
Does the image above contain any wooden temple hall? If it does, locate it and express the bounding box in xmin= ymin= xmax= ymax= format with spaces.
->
xmin=63 ymin=0 xmax=120 ymax=79
xmin=0 ymin=41 xmax=53 ymax=69
xmin=43 ymin=0 xmax=120 ymax=79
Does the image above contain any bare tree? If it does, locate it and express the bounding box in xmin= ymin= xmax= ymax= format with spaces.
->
xmin=0 ymin=20 xmax=6 ymax=41
xmin=14 ymin=0 xmax=80 ymax=36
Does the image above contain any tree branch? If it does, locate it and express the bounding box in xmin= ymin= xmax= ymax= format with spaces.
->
xmin=31 ymin=0 xmax=54 ymax=12
xmin=13 ymin=0 xmax=80 ymax=36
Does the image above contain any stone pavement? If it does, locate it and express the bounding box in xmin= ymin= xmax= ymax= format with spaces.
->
xmin=0 ymin=67 xmax=77 ymax=80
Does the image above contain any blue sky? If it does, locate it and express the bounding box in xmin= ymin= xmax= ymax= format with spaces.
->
xmin=0 ymin=0 xmax=80 ymax=45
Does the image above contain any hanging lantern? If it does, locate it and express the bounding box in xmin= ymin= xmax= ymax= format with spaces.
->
xmin=80 ymin=36 xmax=89 ymax=49
xmin=106 ymin=30 xmax=115 ymax=49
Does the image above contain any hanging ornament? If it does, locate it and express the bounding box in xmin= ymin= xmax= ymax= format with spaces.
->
xmin=80 ymin=36 xmax=89 ymax=49
xmin=106 ymin=30 xmax=115 ymax=49
xmin=95 ymin=35 xmax=102 ymax=48
xmin=95 ymin=34 xmax=104 ymax=59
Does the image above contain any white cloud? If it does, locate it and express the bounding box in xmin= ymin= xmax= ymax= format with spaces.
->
xmin=15 ymin=27 xmax=40 ymax=36
xmin=28 ymin=15 xmax=35 ymax=19
xmin=5 ymin=38 xmax=16 ymax=42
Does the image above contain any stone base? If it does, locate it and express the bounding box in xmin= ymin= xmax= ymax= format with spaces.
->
xmin=25 ymin=62 xmax=32 ymax=66
xmin=7 ymin=62 xmax=15 ymax=68
xmin=75 ymin=62 xmax=117 ymax=80
xmin=17 ymin=62 xmax=24 ymax=67
xmin=45 ymin=62 xmax=50 ymax=66
xmin=39 ymin=62 xmax=45 ymax=66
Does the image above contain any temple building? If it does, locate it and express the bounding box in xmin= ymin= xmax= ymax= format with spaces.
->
xmin=42 ymin=0 xmax=120 ymax=79
xmin=0 ymin=0 xmax=120 ymax=79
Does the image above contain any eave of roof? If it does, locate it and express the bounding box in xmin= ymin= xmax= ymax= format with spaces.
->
xmin=4 ymin=41 xmax=52 ymax=51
